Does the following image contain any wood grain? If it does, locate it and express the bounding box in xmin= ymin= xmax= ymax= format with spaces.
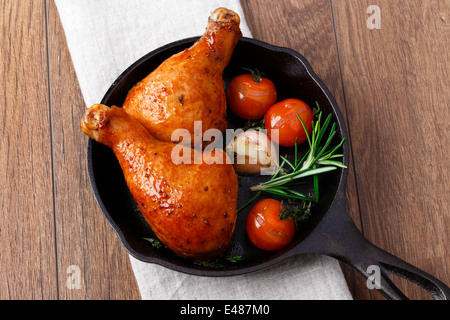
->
xmin=46 ymin=0 xmax=140 ymax=299
xmin=0 ymin=0 xmax=57 ymax=299
xmin=1 ymin=0 xmax=447 ymax=300
xmin=332 ymin=0 xmax=450 ymax=299
xmin=240 ymin=0 xmax=369 ymax=299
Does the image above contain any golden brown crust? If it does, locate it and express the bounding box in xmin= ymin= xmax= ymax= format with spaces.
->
xmin=123 ymin=8 xmax=242 ymax=142
xmin=82 ymin=105 xmax=238 ymax=261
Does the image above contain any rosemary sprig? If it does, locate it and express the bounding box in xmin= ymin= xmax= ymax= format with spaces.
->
xmin=249 ymin=110 xmax=346 ymax=202
xmin=237 ymin=190 xmax=262 ymax=213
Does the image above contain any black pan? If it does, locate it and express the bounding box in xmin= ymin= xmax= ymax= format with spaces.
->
xmin=87 ymin=37 xmax=450 ymax=300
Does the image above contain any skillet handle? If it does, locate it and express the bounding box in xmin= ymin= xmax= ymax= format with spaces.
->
xmin=302 ymin=192 xmax=450 ymax=300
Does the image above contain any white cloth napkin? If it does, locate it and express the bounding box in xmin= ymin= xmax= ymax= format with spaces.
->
xmin=55 ymin=0 xmax=353 ymax=300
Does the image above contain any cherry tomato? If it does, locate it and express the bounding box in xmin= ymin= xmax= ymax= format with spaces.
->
xmin=265 ymin=98 xmax=313 ymax=147
xmin=246 ymin=199 xmax=295 ymax=251
xmin=227 ymin=70 xmax=277 ymax=120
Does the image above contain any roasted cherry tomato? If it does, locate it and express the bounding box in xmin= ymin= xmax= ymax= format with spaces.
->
xmin=227 ymin=69 xmax=277 ymax=120
xmin=246 ymin=199 xmax=295 ymax=251
xmin=265 ymin=98 xmax=313 ymax=147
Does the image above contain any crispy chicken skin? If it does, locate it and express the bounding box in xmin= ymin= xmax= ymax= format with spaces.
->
xmin=123 ymin=7 xmax=242 ymax=142
xmin=81 ymin=104 xmax=238 ymax=261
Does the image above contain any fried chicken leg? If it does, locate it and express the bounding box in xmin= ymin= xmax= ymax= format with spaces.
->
xmin=81 ymin=104 xmax=238 ymax=261
xmin=123 ymin=7 xmax=242 ymax=142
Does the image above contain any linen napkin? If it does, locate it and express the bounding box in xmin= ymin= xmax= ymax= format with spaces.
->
xmin=55 ymin=0 xmax=353 ymax=300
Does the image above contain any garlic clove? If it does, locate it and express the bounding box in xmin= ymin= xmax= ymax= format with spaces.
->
xmin=226 ymin=130 xmax=278 ymax=175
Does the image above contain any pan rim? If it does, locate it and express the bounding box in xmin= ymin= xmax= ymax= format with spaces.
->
xmin=87 ymin=36 xmax=350 ymax=277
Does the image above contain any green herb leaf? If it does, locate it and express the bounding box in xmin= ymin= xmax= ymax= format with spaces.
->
xmin=226 ymin=255 xmax=243 ymax=263
xmin=313 ymin=164 xmax=319 ymax=202
xmin=237 ymin=191 xmax=262 ymax=213
xmin=199 ymin=254 xmax=244 ymax=268
xmin=243 ymin=118 xmax=265 ymax=131
xmin=279 ymin=200 xmax=313 ymax=228
xmin=144 ymin=237 xmax=163 ymax=249
xmin=249 ymin=109 xmax=347 ymax=203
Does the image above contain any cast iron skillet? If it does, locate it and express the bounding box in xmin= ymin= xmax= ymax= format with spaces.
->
xmin=87 ymin=37 xmax=450 ymax=300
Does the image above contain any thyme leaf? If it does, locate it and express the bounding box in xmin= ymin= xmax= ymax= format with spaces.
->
xmin=279 ymin=200 xmax=312 ymax=228
xmin=144 ymin=237 xmax=163 ymax=249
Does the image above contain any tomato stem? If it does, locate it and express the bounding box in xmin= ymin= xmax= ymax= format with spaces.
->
xmin=242 ymin=67 xmax=264 ymax=83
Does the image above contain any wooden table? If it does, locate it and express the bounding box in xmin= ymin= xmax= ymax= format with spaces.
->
xmin=1 ymin=0 xmax=448 ymax=300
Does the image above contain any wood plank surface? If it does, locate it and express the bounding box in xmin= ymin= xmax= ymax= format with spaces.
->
xmin=332 ymin=0 xmax=450 ymax=299
xmin=240 ymin=0 xmax=369 ymax=300
xmin=46 ymin=0 xmax=140 ymax=299
xmin=0 ymin=0 xmax=448 ymax=300
xmin=0 ymin=0 xmax=57 ymax=299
